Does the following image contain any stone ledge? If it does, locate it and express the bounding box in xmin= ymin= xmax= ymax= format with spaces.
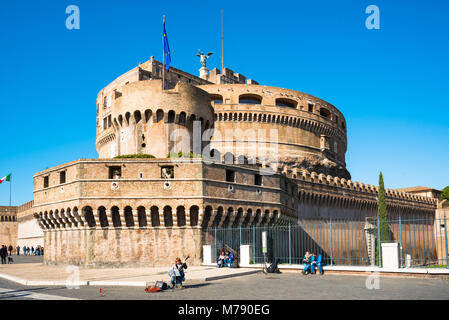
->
xmin=202 ymin=263 xmax=449 ymax=276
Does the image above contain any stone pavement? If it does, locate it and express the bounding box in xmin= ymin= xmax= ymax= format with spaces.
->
xmin=0 ymin=261 xmax=261 ymax=287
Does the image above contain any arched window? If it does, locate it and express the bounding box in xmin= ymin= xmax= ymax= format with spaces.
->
xmin=275 ymin=98 xmax=297 ymax=108
xmin=221 ymin=208 xmax=234 ymax=227
xmin=98 ymin=206 xmax=108 ymax=228
xmin=156 ymin=109 xmax=164 ymax=122
xmin=111 ymin=206 xmax=121 ymax=227
xmin=138 ymin=206 xmax=147 ymax=227
xmin=190 ymin=206 xmax=199 ymax=227
xmin=319 ymin=108 xmax=331 ymax=119
xmin=212 ymin=207 xmax=224 ymax=226
xmin=163 ymin=206 xmax=173 ymax=227
xmin=210 ymin=94 xmax=223 ymax=105
xmin=167 ymin=110 xmax=175 ymax=123
xmin=201 ymin=206 xmax=213 ymax=228
xmin=144 ymin=109 xmax=152 ymax=123
xmin=125 ymin=112 xmax=131 ymax=125
xmin=177 ymin=206 xmax=186 ymax=227
xmin=233 ymin=208 xmax=244 ymax=227
xmin=224 ymin=152 xmax=234 ymax=164
xmin=150 ymin=206 xmax=160 ymax=227
xmin=82 ymin=206 xmax=96 ymax=228
xmin=134 ymin=110 xmax=142 ymax=123
xmin=179 ymin=112 xmax=186 ymax=125
xmin=124 ymin=206 xmax=134 ymax=227
xmin=239 ymin=94 xmax=262 ymax=105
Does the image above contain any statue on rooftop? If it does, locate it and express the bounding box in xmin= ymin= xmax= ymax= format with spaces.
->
xmin=197 ymin=50 xmax=213 ymax=68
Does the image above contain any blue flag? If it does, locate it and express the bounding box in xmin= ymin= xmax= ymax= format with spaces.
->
xmin=163 ymin=19 xmax=171 ymax=71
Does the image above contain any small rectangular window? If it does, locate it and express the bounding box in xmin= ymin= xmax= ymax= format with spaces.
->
xmin=161 ymin=166 xmax=174 ymax=179
xmin=308 ymin=103 xmax=314 ymax=113
xmin=109 ymin=166 xmax=122 ymax=179
xmin=43 ymin=176 xmax=49 ymax=188
xmin=139 ymin=172 xmax=144 ymax=179
xmin=60 ymin=171 xmax=66 ymax=184
xmin=226 ymin=170 xmax=235 ymax=183
xmin=254 ymin=174 xmax=262 ymax=186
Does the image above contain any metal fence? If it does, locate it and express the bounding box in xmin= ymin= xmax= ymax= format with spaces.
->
xmin=203 ymin=216 xmax=449 ymax=268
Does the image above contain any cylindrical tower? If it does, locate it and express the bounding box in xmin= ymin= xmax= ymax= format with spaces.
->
xmin=96 ymin=80 xmax=214 ymax=158
xmin=198 ymin=84 xmax=350 ymax=179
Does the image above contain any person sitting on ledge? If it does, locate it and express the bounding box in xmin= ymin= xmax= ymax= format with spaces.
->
xmin=217 ymin=251 xmax=226 ymax=268
xmin=224 ymin=251 xmax=234 ymax=267
xmin=302 ymin=251 xmax=312 ymax=275
xmin=312 ymin=253 xmax=324 ymax=275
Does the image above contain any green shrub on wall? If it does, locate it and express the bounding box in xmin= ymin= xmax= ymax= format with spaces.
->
xmin=167 ymin=152 xmax=202 ymax=159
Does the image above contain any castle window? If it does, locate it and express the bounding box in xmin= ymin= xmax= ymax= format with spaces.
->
xmin=319 ymin=108 xmax=331 ymax=119
xmin=210 ymin=94 xmax=223 ymax=105
xmin=226 ymin=170 xmax=235 ymax=183
xmin=59 ymin=171 xmax=66 ymax=184
xmin=179 ymin=112 xmax=186 ymax=125
xmin=308 ymin=103 xmax=314 ymax=113
xmin=275 ymin=98 xmax=297 ymax=109
xmin=254 ymin=174 xmax=263 ymax=186
xmin=103 ymin=115 xmax=112 ymax=130
xmin=43 ymin=176 xmax=49 ymax=189
xmin=161 ymin=166 xmax=174 ymax=179
xmin=167 ymin=110 xmax=175 ymax=123
xmin=109 ymin=166 xmax=122 ymax=179
xmin=239 ymin=94 xmax=262 ymax=105
xmin=156 ymin=109 xmax=164 ymax=122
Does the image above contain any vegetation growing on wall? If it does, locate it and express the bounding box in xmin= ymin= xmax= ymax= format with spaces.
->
xmin=167 ymin=152 xmax=202 ymax=159
xmin=114 ymin=154 xmax=156 ymax=159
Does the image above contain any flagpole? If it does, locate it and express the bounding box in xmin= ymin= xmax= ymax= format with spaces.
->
xmin=162 ymin=15 xmax=165 ymax=91
xmin=9 ymin=174 xmax=11 ymax=206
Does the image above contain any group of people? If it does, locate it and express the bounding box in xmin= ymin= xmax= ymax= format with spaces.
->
xmin=217 ymin=250 xmax=234 ymax=268
xmin=17 ymin=245 xmax=44 ymax=256
xmin=302 ymin=251 xmax=324 ymax=275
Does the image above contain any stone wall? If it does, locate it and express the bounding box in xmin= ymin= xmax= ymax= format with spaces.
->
xmin=44 ymin=227 xmax=203 ymax=267
xmin=0 ymin=206 xmax=18 ymax=247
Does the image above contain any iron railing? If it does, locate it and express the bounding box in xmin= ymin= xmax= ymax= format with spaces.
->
xmin=203 ymin=216 xmax=449 ymax=268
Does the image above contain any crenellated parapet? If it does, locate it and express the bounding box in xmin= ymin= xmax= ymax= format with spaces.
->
xmin=294 ymin=169 xmax=437 ymax=214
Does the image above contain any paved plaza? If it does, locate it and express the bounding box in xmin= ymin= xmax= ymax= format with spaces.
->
xmin=0 ymin=257 xmax=448 ymax=300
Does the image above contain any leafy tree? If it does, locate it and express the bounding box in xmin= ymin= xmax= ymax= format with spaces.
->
xmin=441 ymin=186 xmax=449 ymax=201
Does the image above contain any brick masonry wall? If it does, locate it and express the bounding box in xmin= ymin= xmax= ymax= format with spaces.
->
xmin=44 ymin=227 xmax=203 ymax=267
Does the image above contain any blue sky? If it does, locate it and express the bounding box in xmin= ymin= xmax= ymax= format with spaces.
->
xmin=0 ymin=0 xmax=448 ymax=205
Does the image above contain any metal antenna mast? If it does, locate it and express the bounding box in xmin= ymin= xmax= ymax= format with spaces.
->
xmin=221 ymin=8 xmax=224 ymax=71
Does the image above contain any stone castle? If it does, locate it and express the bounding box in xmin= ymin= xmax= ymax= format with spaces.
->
xmin=0 ymin=56 xmax=440 ymax=267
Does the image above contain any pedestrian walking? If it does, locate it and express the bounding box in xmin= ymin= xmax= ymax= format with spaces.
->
xmin=0 ymin=246 xmax=7 ymax=264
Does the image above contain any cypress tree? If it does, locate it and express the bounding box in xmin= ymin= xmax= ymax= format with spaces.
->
xmin=376 ymin=172 xmax=389 ymax=265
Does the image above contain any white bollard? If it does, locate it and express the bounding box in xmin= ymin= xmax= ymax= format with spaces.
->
xmin=381 ymin=242 xmax=399 ymax=269
xmin=203 ymin=245 xmax=212 ymax=265
xmin=240 ymin=245 xmax=253 ymax=266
